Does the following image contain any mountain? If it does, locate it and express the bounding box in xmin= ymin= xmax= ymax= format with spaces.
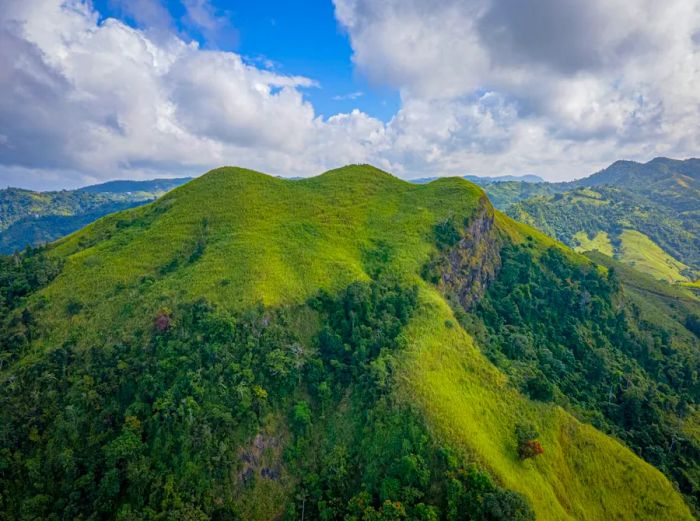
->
xmin=573 ymin=157 xmax=700 ymax=206
xmin=474 ymin=180 xmax=556 ymax=209
xmin=0 ymin=178 xmax=191 ymax=253
xmin=507 ymin=186 xmax=699 ymax=282
xmin=487 ymin=158 xmax=700 ymax=284
xmin=0 ymin=200 xmax=147 ymax=254
xmin=1 ymin=165 xmax=697 ymax=520
xmin=464 ymin=174 xmax=545 ymax=184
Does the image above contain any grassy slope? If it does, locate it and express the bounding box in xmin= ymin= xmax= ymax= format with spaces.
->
xmin=573 ymin=231 xmax=614 ymax=257
xmin=571 ymin=228 xmax=689 ymax=282
xmin=504 ymin=181 xmax=700 ymax=282
xmin=585 ymin=250 xmax=699 ymax=342
xmin=619 ymin=229 xmax=690 ymax=283
xmin=30 ymin=166 xmax=693 ymax=520
xmin=399 ymin=286 xmax=691 ymax=521
xmin=39 ymin=166 xmax=483 ymax=344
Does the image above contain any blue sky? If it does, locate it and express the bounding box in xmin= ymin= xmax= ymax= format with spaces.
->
xmin=93 ymin=0 xmax=400 ymax=121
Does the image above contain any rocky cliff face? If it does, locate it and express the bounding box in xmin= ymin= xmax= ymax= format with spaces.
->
xmin=424 ymin=196 xmax=502 ymax=310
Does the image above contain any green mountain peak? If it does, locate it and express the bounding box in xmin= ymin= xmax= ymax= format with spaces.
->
xmin=1 ymin=164 xmax=697 ymax=521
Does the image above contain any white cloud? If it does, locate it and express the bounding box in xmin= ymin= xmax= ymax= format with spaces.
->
xmin=0 ymin=0 xmax=383 ymax=189
xmin=333 ymin=91 xmax=364 ymax=101
xmin=1 ymin=0 xmax=699 ymax=189
xmin=334 ymin=0 xmax=700 ymax=180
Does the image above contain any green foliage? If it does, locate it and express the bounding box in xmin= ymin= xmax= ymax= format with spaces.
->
xmin=467 ymin=243 xmax=700 ymax=510
xmin=0 ymin=179 xmax=189 ymax=253
xmin=290 ymin=401 xmax=312 ymax=434
xmin=686 ymin=314 xmax=700 ymax=338
xmin=434 ymin=217 xmax=462 ymax=249
xmin=0 ymin=298 xmax=303 ymax=519
xmin=0 ymin=247 xmax=63 ymax=309
xmin=521 ymin=373 xmax=554 ymax=402
xmin=287 ymin=397 xmax=534 ymax=521
xmin=514 ymin=424 xmax=543 ymax=460
xmin=287 ymin=277 xmax=533 ymax=521
xmin=446 ymin=466 xmax=534 ymax=521
xmin=506 ymin=185 xmax=700 ymax=280
xmin=0 ymin=269 xmax=534 ymax=520
xmin=0 ymin=165 xmax=695 ymax=521
xmin=309 ymin=279 xmax=418 ymax=395
xmin=0 ymin=247 xmax=63 ymax=367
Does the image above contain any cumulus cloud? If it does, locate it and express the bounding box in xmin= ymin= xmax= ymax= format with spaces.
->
xmin=0 ymin=0 xmax=383 ymax=189
xmin=334 ymin=0 xmax=700 ymax=179
xmin=1 ymin=0 xmax=699 ymax=189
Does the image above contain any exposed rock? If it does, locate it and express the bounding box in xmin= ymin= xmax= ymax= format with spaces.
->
xmin=426 ymin=196 xmax=502 ymax=310
xmin=238 ymin=432 xmax=283 ymax=484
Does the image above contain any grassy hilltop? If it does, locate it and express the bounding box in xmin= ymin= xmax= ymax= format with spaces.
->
xmin=1 ymin=165 xmax=697 ymax=520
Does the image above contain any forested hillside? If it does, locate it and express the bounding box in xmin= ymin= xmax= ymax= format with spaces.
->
xmin=493 ymin=158 xmax=700 ymax=284
xmin=0 ymin=166 xmax=696 ymax=520
xmin=0 ymin=178 xmax=190 ymax=253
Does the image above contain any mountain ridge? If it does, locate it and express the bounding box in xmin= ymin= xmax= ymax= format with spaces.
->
xmin=494 ymin=157 xmax=700 ymax=283
xmin=2 ymin=156 xmax=697 ymax=256
xmin=1 ymin=165 xmax=696 ymax=520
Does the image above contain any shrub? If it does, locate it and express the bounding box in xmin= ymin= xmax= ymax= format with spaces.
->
xmin=522 ymin=374 xmax=554 ymax=402
xmin=484 ymin=489 xmax=535 ymax=521
xmin=434 ymin=218 xmax=461 ymax=249
xmin=515 ymin=423 xmax=544 ymax=460
xmin=686 ymin=314 xmax=700 ymax=338
xmin=66 ymin=298 xmax=83 ymax=316
xmin=154 ymin=308 xmax=172 ymax=332
xmin=291 ymin=401 xmax=312 ymax=434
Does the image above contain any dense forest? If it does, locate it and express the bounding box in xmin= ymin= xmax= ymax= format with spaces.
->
xmin=460 ymin=243 xmax=700 ymax=510
xmin=0 ymin=249 xmax=534 ymax=520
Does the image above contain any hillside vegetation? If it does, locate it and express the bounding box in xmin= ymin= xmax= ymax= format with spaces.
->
xmin=502 ymin=157 xmax=700 ymax=283
xmin=474 ymin=157 xmax=699 ymax=284
xmin=0 ymin=178 xmax=190 ymax=253
xmin=507 ymin=186 xmax=699 ymax=282
xmin=573 ymin=157 xmax=700 ymax=211
xmin=0 ymin=166 xmax=697 ymax=520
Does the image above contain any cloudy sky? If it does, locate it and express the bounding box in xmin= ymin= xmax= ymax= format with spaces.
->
xmin=1 ymin=0 xmax=699 ymax=189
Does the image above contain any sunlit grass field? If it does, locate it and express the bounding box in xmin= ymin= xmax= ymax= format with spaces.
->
xmin=619 ymin=229 xmax=691 ymax=283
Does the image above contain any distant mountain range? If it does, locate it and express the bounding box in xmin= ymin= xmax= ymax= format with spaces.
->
xmin=493 ymin=157 xmax=700 ymax=285
xmin=77 ymin=177 xmax=193 ymax=194
xmin=411 ymin=173 xmax=545 ymax=184
xmin=0 ymin=178 xmax=191 ymax=253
